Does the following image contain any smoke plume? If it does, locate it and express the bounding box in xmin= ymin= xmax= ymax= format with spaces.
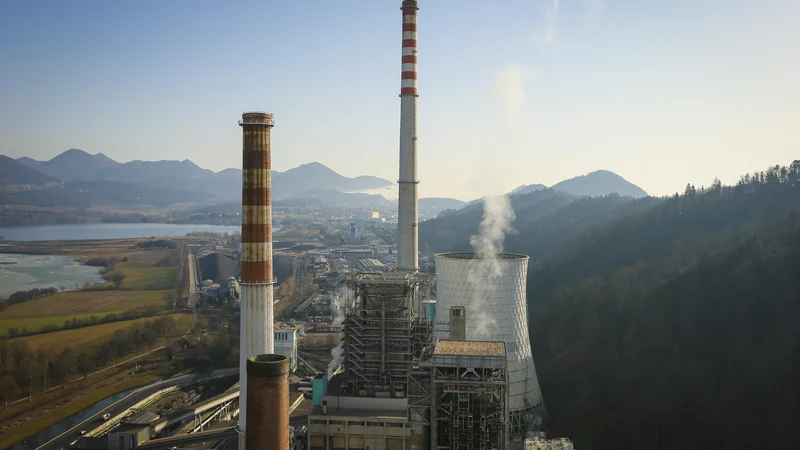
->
xmin=466 ymin=195 xmax=516 ymax=339
xmin=327 ymin=287 xmax=346 ymax=378
xmin=492 ymin=65 xmax=542 ymax=127
xmin=328 ymin=342 xmax=344 ymax=379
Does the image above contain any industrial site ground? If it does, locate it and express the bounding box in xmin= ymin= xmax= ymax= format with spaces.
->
xmin=0 ymin=232 xmax=325 ymax=448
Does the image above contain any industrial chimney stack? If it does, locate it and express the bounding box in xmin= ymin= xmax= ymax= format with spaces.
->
xmin=238 ymin=112 xmax=276 ymax=450
xmin=246 ymin=355 xmax=290 ymax=450
xmin=397 ymin=0 xmax=420 ymax=272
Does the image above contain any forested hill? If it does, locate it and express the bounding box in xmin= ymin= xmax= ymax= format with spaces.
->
xmin=523 ymin=161 xmax=800 ymax=449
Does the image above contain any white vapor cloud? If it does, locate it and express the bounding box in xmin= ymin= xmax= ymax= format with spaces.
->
xmin=492 ymin=64 xmax=542 ymax=125
xmin=542 ymin=0 xmax=561 ymax=45
xmin=587 ymin=0 xmax=606 ymax=21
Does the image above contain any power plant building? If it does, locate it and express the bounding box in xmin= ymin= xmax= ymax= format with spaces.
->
xmin=305 ymin=2 xmax=549 ymax=450
xmin=434 ymin=253 xmax=546 ymax=438
xmin=274 ymin=326 xmax=299 ymax=373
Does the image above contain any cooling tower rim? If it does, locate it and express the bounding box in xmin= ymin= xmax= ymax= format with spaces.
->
xmin=435 ymin=252 xmax=529 ymax=261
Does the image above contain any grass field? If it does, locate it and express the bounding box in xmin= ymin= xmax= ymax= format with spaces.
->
xmin=0 ymin=290 xmax=172 ymax=336
xmin=15 ymin=313 xmax=194 ymax=355
xmin=0 ymin=289 xmax=170 ymax=320
xmin=0 ymin=372 xmax=160 ymax=450
xmin=118 ymin=261 xmax=178 ymax=290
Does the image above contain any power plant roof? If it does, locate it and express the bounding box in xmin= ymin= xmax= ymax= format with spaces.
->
xmin=433 ymin=340 xmax=506 ymax=357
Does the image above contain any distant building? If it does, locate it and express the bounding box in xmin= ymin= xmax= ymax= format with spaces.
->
xmin=309 ymin=255 xmax=329 ymax=271
xmin=348 ymin=222 xmax=361 ymax=238
xmin=357 ymin=258 xmax=389 ymax=272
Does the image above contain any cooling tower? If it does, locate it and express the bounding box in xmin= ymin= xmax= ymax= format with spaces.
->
xmin=434 ymin=252 xmax=545 ymax=436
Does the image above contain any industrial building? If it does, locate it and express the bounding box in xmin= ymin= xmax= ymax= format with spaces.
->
xmin=425 ymin=340 xmax=509 ymax=450
xmin=356 ymin=258 xmax=390 ymax=272
xmin=434 ymin=253 xmax=546 ymax=436
xmin=305 ymin=3 xmax=548 ymax=450
xmin=274 ymin=324 xmax=299 ymax=372
xmin=75 ymin=2 xmax=561 ymax=449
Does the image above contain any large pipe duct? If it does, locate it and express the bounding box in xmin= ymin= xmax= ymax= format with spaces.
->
xmin=397 ymin=0 xmax=420 ymax=272
xmin=238 ymin=112 xmax=276 ymax=450
xmin=246 ymin=354 xmax=290 ymax=450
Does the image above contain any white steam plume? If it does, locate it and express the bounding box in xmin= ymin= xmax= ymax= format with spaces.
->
xmin=542 ymin=0 xmax=561 ymax=45
xmin=492 ymin=65 xmax=542 ymax=127
xmin=327 ymin=287 xmax=346 ymax=378
xmin=465 ymin=195 xmax=516 ymax=339
xmin=328 ymin=342 xmax=344 ymax=379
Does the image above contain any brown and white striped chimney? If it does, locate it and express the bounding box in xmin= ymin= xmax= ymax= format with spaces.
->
xmin=246 ymin=354 xmax=290 ymax=450
xmin=238 ymin=112 xmax=276 ymax=450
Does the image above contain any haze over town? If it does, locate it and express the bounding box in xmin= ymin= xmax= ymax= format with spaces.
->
xmin=2 ymin=0 xmax=799 ymax=200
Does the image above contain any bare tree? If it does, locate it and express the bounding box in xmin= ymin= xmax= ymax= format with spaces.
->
xmin=76 ymin=352 xmax=93 ymax=379
xmin=0 ymin=375 xmax=18 ymax=408
xmin=108 ymin=271 xmax=126 ymax=289
xmin=0 ymin=340 xmax=8 ymax=375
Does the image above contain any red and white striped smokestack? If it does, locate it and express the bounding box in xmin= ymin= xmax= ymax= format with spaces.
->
xmin=237 ymin=112 xmax=275 ymax=450
xmin=397 ymin=0 xmax=419 ymax=272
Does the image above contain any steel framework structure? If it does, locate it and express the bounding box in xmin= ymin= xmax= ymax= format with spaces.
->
xmin=428 ymin=351 xmax=508 ymax=450
xmin=342 ymin=272 xmax=433 ymax=396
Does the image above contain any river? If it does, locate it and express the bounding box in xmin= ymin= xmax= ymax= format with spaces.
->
xmin=0 ymin=223 xmax=240 ymax=242
xmin=0 ymin=254 xmax=106 ymax=298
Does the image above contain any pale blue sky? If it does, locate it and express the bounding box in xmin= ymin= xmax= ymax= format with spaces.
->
xmin=1 ymin=0 xmax=798 ymax=200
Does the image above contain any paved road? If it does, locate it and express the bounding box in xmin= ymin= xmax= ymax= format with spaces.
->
xmin=38 ymin=369 xmax=238 ymax=450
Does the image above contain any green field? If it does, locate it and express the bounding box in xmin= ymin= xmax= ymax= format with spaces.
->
xmin=0 ymin=290 xmax=171 ymax=336
xmin=16 ymin=313 xmax=194 ymax=355
xmin=118 ymin=261 xmax=178 ymax=290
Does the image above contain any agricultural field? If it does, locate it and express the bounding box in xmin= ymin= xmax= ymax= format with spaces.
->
xmin=16 ymin=313 xmax=194 ymax=356
xmin=116 ymin=251 xmax=179 ymax=291
xmin=0 ymin=290 xmax=171 ymax=337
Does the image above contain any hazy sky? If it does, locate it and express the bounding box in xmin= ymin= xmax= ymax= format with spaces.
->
xmin=1 ymin=0 xmax=798 ymax=201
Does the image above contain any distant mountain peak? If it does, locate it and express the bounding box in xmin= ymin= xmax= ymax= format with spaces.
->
xmin=510 ymin=184 xmax=548 ymax=196
xmin=551 ymin=170 xmax=647 ymax=198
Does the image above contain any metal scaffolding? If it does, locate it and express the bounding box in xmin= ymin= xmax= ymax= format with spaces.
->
xmin=427 ymin=342 xmax=508 ymax=450
xmin=342 ymin=271 xmax=434 ymax=397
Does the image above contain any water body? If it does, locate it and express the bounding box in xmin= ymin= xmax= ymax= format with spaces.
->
xmin=0 ymin=223 xmax=240 ymax=242
xmin=9 ymin=385 xmax=144 ymax=450
xmin=0 ymin=254 xmax=106 ymax=298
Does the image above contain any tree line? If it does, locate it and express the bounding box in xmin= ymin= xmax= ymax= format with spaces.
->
xmin=518 ymin=161 xmax=800 ymax=450
xmin=0 ymin=316 xmax=179 ymax=406
xmin=0 ymin=287 xmax=58 ymax=308
xmin=134 ymin=239 xmax=177 ymax=250
xmin=5 ymin=307 xmax=161 ymax=339
xmin=420 ymin=159 xmax=800 ymax=449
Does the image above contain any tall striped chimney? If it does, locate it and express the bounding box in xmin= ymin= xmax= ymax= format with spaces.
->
xmin=397 ymin=0 xmax=420 ymax=272
xmin=237 ymin=112 xmax=275 ymax=450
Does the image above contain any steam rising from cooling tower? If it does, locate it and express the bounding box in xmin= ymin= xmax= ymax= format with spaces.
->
xmin=434 ymin=195 xmax=546 ymax=435
xmin=468 ymin=195 xmax=516 ymax=337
